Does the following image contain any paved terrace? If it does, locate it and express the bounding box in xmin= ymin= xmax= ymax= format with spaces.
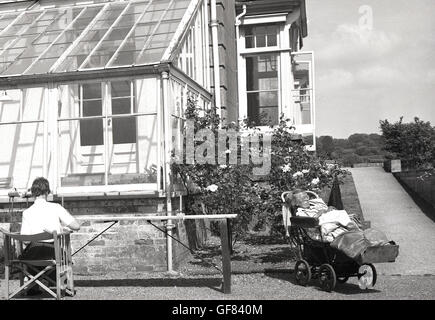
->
xmin=349 ymin=167 xmax=435 ymax=276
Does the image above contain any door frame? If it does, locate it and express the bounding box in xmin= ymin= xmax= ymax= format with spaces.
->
xmin=106 ymin=80 xmax=139 ymax=179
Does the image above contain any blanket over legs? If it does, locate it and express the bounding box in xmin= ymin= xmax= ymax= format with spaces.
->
xmin=331 ymin=228 xmax=392 ymax=259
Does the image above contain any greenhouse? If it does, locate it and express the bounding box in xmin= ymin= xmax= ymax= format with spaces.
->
xmin=0 ymin=0 xmax=211 ymax=196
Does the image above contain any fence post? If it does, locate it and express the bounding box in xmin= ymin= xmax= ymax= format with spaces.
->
xmin=220 ymin=218 xmax=231 ymax=294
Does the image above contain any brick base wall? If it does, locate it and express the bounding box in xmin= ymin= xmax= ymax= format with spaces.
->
xmin=71 ymin=219 xmax=171 ymax=274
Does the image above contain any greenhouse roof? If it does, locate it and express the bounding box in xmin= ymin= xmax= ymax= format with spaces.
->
xmin=0 ymin=0 xmax=194 ymax=79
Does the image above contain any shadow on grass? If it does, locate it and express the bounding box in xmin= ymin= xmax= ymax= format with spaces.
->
xmin=75 ymin=277 xmax=223 ymax=293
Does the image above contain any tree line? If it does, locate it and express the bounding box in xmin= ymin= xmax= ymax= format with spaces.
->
xmin=316 ymin=117 xmax=435 ymax=169
xmin=316 ymin=133 xmax=387 ymax=167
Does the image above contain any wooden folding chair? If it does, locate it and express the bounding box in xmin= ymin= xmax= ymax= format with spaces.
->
xmin=1 ymin=229 xmax=75 ymax=300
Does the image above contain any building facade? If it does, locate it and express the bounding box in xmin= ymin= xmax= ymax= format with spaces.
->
xmin=0 ymin=0 xmax=314 ymax=274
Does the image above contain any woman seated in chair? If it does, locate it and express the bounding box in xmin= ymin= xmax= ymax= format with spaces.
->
xmin=20 ymin=177 xmax=80 ymax=295
xmin=285 ymin=189 xmax=361 ymax=242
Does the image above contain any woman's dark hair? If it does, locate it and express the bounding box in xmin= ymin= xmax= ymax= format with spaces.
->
xmin=31 ymin=177 xmax=50 ymax=197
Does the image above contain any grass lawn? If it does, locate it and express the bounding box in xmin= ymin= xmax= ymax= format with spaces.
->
xmin=317 ymin=172 xmax=364 ymax=221
xmin=339 ymin=173 xmax=365 ymax=221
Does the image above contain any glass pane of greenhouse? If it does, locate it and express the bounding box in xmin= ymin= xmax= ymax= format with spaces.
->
xmin=56 ymin=78 xmax=159 ymax=188
xmin=0 ymin=0 xmax=193 ymax=77
xmin=0 ymin=12 xmax=20 ymax=32
xmin=0 ymin=88 xmax=45 ymax=191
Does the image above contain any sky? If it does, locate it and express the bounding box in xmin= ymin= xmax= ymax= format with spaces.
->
xmin=302 ymin=0 xmax=435 ymax=138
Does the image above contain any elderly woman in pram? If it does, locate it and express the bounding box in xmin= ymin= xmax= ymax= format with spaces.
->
xmin=281 ymin=189 xmax=399 ymax=291
xmin=282 ymin=189 xmax=363 ymax=242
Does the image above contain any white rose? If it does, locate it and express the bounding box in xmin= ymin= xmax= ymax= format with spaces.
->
xmin=292 ymin=171 xmax=303 ymax=178
xmin=311 ymin=178 xmax=320 ymax=185
xmin=282 ymin=164 xmax=291 ymax=173
xmin=206 ymin=184 xmax=219 ymax=192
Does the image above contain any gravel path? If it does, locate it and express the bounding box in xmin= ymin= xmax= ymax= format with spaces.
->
xmin=2 ymin=273 xmax=434 ymax=300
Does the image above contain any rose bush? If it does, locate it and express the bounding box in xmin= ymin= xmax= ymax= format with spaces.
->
xmin=254 ymin=114 xmax=348 ymax=235
xmin=172 ymin=98 xmax=348 ymax=247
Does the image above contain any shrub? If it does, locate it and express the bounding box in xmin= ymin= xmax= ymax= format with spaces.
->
xmin=172 ymin=98 xmax=348 ymax=247
xmin=380 ymin=117 xmax=435 ymax=169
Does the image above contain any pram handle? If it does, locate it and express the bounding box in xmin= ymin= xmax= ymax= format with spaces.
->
xmin=281 ymin=191 xmax=292 ymax=203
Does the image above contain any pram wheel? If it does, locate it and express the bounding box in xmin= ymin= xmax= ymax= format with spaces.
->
xmin=358 ymin=263 xmax=377 ymax=290
xmin=294 ymin=260 xmax=311 ymax=286
xmin=318 ymin=264 xmax=336 ymax=292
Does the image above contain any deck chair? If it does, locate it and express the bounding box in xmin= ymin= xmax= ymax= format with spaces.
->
xmin=1 ymin=229 xmax=75 ymax=300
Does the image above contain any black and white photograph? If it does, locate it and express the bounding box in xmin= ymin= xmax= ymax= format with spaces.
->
xmin=0 ymin=0 xmax=433 ymax=308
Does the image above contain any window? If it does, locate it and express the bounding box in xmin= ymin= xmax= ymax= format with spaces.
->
xmin=79 ymin=81 xmax=137 ymax=147
xmin=292 ymin=53 xmax=314 ymax=126
xmin=299 ymin=83 xmax=311 ymax=125
xmin=239 ymin=23 xmax=282 ymax=126
xmin=80 ymin=83 xmax=103 ymax=146
xmin=111 ymin=80 xmax=136 ymax=144
xmin=58 ymin=80 xmax=157 ymax=189
xmin=245 ymin=24 xmax=279 ymax=49
xmin=246 ymin=54 xmax=279 ymax=126
xmin=175 ymin=1 xmax=208 ymax=88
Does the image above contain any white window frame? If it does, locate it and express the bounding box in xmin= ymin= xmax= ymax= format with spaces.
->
xmin=245 ymin=53 xmax=281 ymax=128
xmin=237 ymin=10 xmax=311 ymax=133
xmin=244 ymin=24 xmax=280 ymax=51
xmin=174 ymin=0 xmax=209 ymax=89
xmin=291 ymin=51 xmax=316 ymax=151
xmin=55 ymin=78 xmax=161 ymax=196
xmin=238 ymin=20 xmax=284 ymax=131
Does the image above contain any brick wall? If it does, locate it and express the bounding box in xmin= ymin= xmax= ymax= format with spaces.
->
xmin=0 ymin=196 xmax=202 ymax=276
xmin=71 ymin=218 xmax=169 ymax=274
xmin=0 ymin=222 xmax=10 ymax=274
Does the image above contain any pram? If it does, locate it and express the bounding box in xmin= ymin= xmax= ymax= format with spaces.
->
xmin=282 ymin=190 xmax=399 ymax=292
